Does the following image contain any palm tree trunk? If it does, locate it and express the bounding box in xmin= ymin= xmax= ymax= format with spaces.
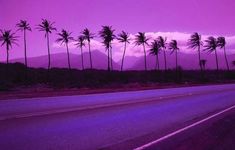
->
xmin=6 ymin=44 xmax=9 ymax=65
xmin=157 ymin=54 xmax=159 ymax=70
xmin=46 ymin=33 xmax=51 ymax=70
xmin=107 ymin=48 xmax=110 ymax=71
xmin=24 ymin=30 xmax=27 ymax=67
xmin=176 ymin=50 xmax=178 ymax=70
xmin=80 ymin=47 xmax=84 ymax=70
xmin=155 ymin=55 xmax=158 ymax=70
xmin=223 ymin=46 xmax=229 ymax=71
xmin=215 ymin=49 xmax=219 ymax=71
xmin=110 ymin=46 xmax=113 ymax=70
xmin=163 ymin=48 xmax=167 ymax=71
xmin=66 ymin=43 xmax=71 ymax=70
xmin=143 ymin=44 xmax=147 ymax=71
xmin=6 ymin=44 xmax=9 ymax=78
xmin=88 ymin=42 xmax=93 ymax=69
xmin=198 ymin=46 xmax=202 ymax=71
xmin=121 ymin=42 xmax=127 ymax=71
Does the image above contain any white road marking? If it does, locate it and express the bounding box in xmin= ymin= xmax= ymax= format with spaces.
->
xmin=134 ymin=104 xmax=235 ymax=150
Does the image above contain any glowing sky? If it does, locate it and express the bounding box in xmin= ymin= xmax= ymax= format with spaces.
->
xmin=1 ymin=0 xmax=235 ymax=61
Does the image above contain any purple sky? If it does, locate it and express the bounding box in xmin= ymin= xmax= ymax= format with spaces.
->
xmin=1 ymin=0 xmax=235 ymax=61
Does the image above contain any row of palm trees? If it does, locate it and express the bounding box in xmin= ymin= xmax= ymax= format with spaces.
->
xmin=0 ymin=19 xmax=232 ymax=72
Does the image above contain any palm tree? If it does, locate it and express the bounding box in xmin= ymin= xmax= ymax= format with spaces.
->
xmin=149 ymin=40 xmax=161 ymax=70
xmin=187 ymin=32 xmax=203 ymax=71
xmin=99 ymin=26 xmax=115 ymax=71
xmin=16 ymin=20 xmax=31 ymax=67
xmin=75 ymin=35 xmax=86 ymax=70
xmin=134 ymin=32 xmax=149 ymax=71
xmin=37 ymin=19 xmax=56 ymax=70
xmin=217 ymin=37 xmax=229 ymax=71
xmin=117 ymin=31 xmax=130 ymax=71
xmin=56 ymin=29 xmax=73 ymax=70
xmin=0 ymin=30 xmax=18 ymax=65
xmin=169 ymin=40 xmax=179 ymax=70
xmin=82 ymin=28 xmax=94 ymax=69
xmin=204 ymin=36 xmax=219 ymax=71
xmin=157 ymin=36 xmax=167 ymax=71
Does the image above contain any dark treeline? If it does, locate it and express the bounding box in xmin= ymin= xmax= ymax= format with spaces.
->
xmin=0 ymin=19 xmax=234 ymax=72
xmin=0 ymin=63 xmax=234 ymax=91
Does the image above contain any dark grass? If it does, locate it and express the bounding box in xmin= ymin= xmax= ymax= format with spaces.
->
xmin=0 ymin=63 xmax=235 ymax=91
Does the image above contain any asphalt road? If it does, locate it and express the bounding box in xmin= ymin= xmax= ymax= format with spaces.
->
xmin=0 ymin=84 xmax=235 ymax=150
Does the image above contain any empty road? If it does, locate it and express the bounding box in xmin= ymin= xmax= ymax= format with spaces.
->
xmin=0 ymin=84 xmax=235 ymax=150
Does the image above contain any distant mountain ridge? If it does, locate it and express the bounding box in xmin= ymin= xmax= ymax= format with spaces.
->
xmin=131 ymin=52 xmax=235 ymax=70
xmin=10 ymin=50 xmax=235 ymax=70
xmin=11 ymin=50 xmax=120 ymax=70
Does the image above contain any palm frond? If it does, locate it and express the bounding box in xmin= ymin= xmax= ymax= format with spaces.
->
xmin=134 ymin=32 xmax=149 ymax=46
xmin=0 ymin=30 xmax=18 ymax=49
xmin=217 ymin=36 xmax=226 ymax=48
xmin=56 ymin=29 xmax=73 ymax=45
xmin=149 ymin=40 xmax=161 ymax=55
xmin=75 ymin=35 xmax=86 ymax=48
xmin=204 ymin=36 xmax=217 ymax=53
xmin=187 ymin=32 xmax=203 ymax=50
xmin=169 ymin=40 xmax=179 ymax=54
xmin=117 ymin=31 xmax=130 ymax=43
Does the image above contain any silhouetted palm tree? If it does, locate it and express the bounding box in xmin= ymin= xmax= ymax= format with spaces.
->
xmin=0 ymin=30 xmax=17 ymax=65
xmin=75 ymin=35 xmax=85 ymax=70
xmin=149 ymin=40 xmax=161 ymax=70
xmin=217 ymin=37 xmax=229 ymax=71
xmin=16 ymin=20 xmax=31 ymax=67
xmin=37 ymin=19 xmax=56 ymax=70
xmin=82 ymin=28 xmax=94 ymax=69
xmin=169 ymin=40 xmax=179 ymax=70
xmin=204 ymin=36 xmax=219 ymax=71
xmin=134 ymin=32 xmax=149 ymax=71
xmin=56 ymin=29 xmax=73 ymax=70
xmin=187 ymin=32 xmax=203 ymax=71
xmin=99 ymin=26 xmax=115 ymax=71
xmin=117 ymin=31 xmax=130 ymax=71
xmin=158 ymin=36 xmax=167 ymax=71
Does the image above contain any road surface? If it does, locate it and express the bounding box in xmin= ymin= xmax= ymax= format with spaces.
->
xmin=0 ymin=84 xmax=235 ymax=150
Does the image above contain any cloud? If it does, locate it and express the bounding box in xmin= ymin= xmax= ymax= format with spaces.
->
xmin=52 ymin=32 xmax=235 ymax=61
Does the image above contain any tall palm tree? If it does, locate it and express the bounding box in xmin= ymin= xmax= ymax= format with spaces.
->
xmin=169 ymin=40 xmax=179 ymax=70
xmin=82 ymin=28 xmax=94 ymax=69
xmin=117 ymin=31 xmax=130 ymax=71
xmin=99 ymin=26 xmax=115 ymax=71
xmin=204 ymin=36 xmax=219 ymax=71
xmin=134 ymin=32 xmax=149 ymax=71
xmin=187 ymin=32 xmax=203 ymax=71
xmin=157 ymin=36 xmax=167 ymax=71
xmin=217 ymin=37 xmax=229 ymax=71
xmin=16 ymin=20 xmax=31 ymax=67
xmin=149 ymin=40 xmax=161 ymax=70
xmin=37 ymin=19 xmax=56 ymax=70
xmin=0 ymin=30 xmax=18 ymax=65
xmin=56 ymin=29 xmax=73 ymax=70
xmin=75 ymin=35 xmax=86 ymax=70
